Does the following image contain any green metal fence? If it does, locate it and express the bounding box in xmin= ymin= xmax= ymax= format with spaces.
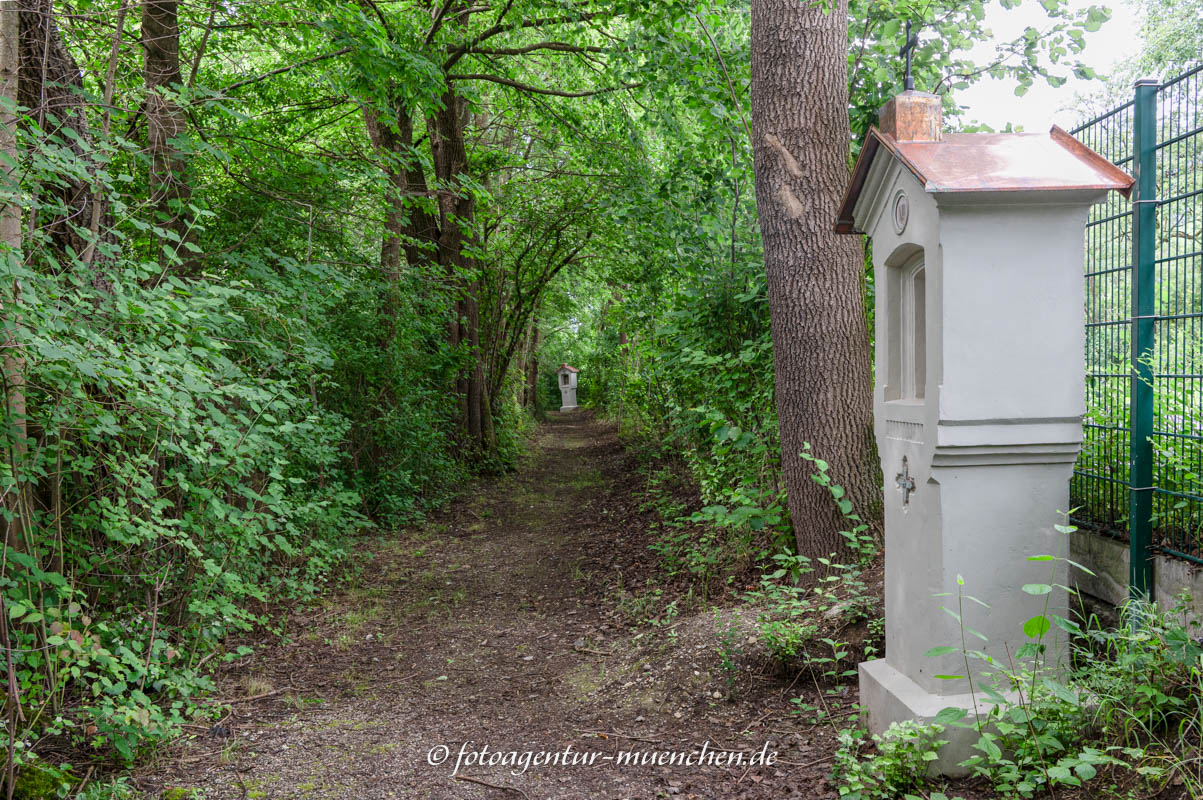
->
xmin=1071 ymin=64 xmax=1203 ymax=597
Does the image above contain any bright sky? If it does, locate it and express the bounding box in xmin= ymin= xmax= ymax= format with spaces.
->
xmin=954 ymin=0 xmax=1144 ymax=131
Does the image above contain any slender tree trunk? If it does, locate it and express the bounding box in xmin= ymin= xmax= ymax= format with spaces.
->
xmin=82 ymin=0 xmax=129 ymax=269
xmin=18 ymin=0 xmax=93 ymax=258
xmin=521 ymin=320 xmax=539 ymax=407
xmin=749 ymin=0 xmax=876 ymax=557
xmin=431 ymin=89 xmax=488 ymax=452
xmin=465 ymin=279 xmax=483 ymax=442
xmin=1 ymin=0 xmax=27 ymax=555
xmin=142 ymin=0 xmax=193 ymax=266
xmin=364 ymin=102 xmax=440 ymax=282
xmin=479 ymin=372 xmax=495 ymax=452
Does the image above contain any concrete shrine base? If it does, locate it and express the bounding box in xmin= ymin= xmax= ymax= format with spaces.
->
xmin=559 ymin=405 xmax=577 ymax=412
xmin=859 ymin=658 xmax=992 ymax=777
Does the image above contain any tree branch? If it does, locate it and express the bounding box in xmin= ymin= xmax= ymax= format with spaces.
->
xmin=187 ymin=0 xmax=221 ymax=88
xmin=447 ymin=72 xmax=639 ymax=98
xmin=360 ymin=0 xmax=395 ymax=40
xmin=214 ymin=46 xmax=353 ymax=98
xmin=469 ymin=41 xmax=605 ymax=56
xmin=443 ymin=8 xmax=605 ymax=71
xmin=692 ymin=11 xmax=750 ymax=142
xmin=423 ymin=0 xmax=455 ymax=45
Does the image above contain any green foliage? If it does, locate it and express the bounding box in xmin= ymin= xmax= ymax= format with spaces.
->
xmin=12 ymin=758 xmax=71 ymax=800
xmin=848 ymin=0 xmax=1112 ymax=135
xmin=157 ymin=788 xmax=199 ymax=800
xmin=642 ymin=468 xmax=759 ymax=598
xmin=0 ymin=137 xmax=371 ymax=767
xmin=749 ymin=451 xmax=880 ymax=671
xmin=713 ymin=608 xmax=743 ymax=694
xmin=0 ymin=0 xmax=485 ymax=779
xmin=891 ymin=536 xmax=1203 ymax=799
xmin=799 ymin=445 xmax=879 ymax=560
xmin=954 ymin=591 xmax=1203 ymax=799
xmin=751 ymin=550 xmax=879 ymax=674
xmin=832 ymin=720 xmax=950 ymax=800
xmin=324 ymin=274 xmax=469 ymax=523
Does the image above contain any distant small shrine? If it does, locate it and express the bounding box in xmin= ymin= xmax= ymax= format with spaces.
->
xmin=556 ymin=364 xmax=579 ymax=411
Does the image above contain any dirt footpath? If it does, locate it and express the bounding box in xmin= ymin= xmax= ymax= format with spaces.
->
xmin=147 ymin=412 xmax=842 ymax=800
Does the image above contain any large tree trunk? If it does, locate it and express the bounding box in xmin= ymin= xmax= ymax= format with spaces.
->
xmin=1 ymin=0 xmax=28 ymax=556
xmin=749 ymin=0 xmax=876 ymax=557
xmin=142 ymin=0 xmax=193 ymax=266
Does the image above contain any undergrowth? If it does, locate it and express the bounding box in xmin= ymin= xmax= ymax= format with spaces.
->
xmin=832 ymin=529 xmax=1203 ymax=800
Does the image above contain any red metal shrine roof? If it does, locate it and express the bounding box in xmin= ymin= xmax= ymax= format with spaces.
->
xmin=835 ymin=125 xmax=1135 ymax=234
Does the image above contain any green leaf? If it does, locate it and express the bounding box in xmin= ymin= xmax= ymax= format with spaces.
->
xmin=979 ymin=736 xmax=1003 ymax=759
xmin=1022 ymin=583 xmax=1052 ymax=595
xmin=1047 ymin=764 xmax=1077 ymax=784
xmin=1062 ymin=558 xmax=1096 ymax=575
xmin=924 ymin=645 xmax=960 ymax=658
xmin=1023 ymin=615 xmax=1051 ymax=638
xmin=1050 ymin=615 xmax=1081 ymax=635
xmin=1041 ymin=677 xmax=1079 ymax=705
xmin=1084 ymin=6 xmax=1109 ymax=31
xmin=934 ymin=706 xmax=968 ymax=724
xmin=964 ymin=625 xmax=989 ymax=642
xmin=980 ymin=685 xmax=1008 ymax=705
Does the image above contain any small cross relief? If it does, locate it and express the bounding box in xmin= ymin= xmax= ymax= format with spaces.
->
xmin=895 ymin=456 xmax=916 ymax=506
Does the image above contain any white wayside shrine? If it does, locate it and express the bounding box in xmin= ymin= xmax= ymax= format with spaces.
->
xmin=556 ymin=364 xmax=579 ymax=411
xmin=834 ymin=91 xmax=1134 ymax=773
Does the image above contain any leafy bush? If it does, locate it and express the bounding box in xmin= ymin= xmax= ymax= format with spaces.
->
xmin=876 ymin=539 xmax=1203 ymax=799
xmin=750 ymin=550 xmax=877 ymax=674
xmin=0 ymin=89 xmax=473 ymax=778
xmin=750 ymin=451 xmax=880 ymax=671
xmin=832 ymin=720 xmax=949 ymax=800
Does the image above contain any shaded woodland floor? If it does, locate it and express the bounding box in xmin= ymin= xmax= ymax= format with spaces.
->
xmin=143 ymin=412 xmax=850 ymax=799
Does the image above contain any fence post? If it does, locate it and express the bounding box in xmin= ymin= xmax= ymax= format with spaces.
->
xmin=1129 ymin=78 xmax=1158 ymax=601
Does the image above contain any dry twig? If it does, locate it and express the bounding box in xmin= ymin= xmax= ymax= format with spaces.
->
xmin=575 ymin=729 xmax=662 ymax=744
xmin=454 ymin=775 xmax=530 ymax=798
xmin=204 ymin=687 xmax=294 ymax=705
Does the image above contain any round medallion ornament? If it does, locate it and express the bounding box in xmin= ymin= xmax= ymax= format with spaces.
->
xmin=892 ymin=190 xmax=909 ymax=235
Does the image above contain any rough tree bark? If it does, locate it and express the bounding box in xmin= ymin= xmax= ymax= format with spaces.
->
xmin=364 ymin=101 xmax=440 ymax=282
xmin=142 ymin=0 xmax=193 ymax=263
xmin=430 ymin=89 xmax=492 ymax=452
xmin=749 ymin=0 xmax=876 ymax=557
xmin=1 ymin=0 xmax=28 ymax=555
